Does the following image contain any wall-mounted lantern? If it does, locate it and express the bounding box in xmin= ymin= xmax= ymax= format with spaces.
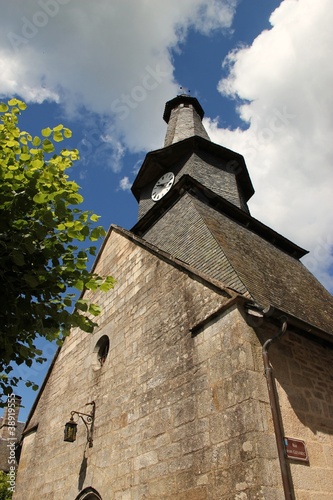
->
xmin=64 ymin=401 xmax=95 ymax=448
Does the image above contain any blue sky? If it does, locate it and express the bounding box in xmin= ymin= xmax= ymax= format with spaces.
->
xmin=1 ymin=0 xmax=332 ymax=421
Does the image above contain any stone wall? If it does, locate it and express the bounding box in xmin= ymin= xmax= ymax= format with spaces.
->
xmin=14 ymin=228 xmax=250 ymax=498
xmin=256 ymin=321 xmax=333 ymax=500
xmin=14 ymin=227 xmax=333 ymax=499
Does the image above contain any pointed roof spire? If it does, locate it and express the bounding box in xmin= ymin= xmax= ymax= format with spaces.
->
xmin=163 ymin=94 xmax=210 ymax=146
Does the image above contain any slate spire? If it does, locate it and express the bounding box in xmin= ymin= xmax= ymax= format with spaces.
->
xmin=163 ymin=94 xmax=210 ymax=146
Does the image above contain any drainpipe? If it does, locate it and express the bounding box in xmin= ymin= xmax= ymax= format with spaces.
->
xmin=262 ymin=317 xmax=294 ymax=500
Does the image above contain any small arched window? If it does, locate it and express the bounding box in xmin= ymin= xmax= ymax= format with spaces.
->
xmin=94 ymin=335 xmax=109 ymax=367
xmin=75 ymin=486 xmax=102 ymax=499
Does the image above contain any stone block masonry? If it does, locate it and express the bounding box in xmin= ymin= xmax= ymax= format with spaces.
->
xmin=14 ymin=226 xmax=333 ymax=499
xmin=261 ymin=325 xmax=333 ymax=499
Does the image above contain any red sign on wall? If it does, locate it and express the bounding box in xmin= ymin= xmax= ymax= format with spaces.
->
xmin=284 ymin=437 xmax=309 ymax=462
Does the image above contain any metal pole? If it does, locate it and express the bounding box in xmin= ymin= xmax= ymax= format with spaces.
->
xmin=262 ymin=320 xmax=294 ymax=500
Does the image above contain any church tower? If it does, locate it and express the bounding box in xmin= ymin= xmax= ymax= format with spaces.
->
xmin=14 ymin=96 xmax=333 ymax=499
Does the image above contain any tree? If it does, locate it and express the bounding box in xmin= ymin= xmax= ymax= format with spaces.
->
xmin=0 ymin=99 xmax=115 ymax=402
xmin=0 ymin=471 xmax=12 ymax=500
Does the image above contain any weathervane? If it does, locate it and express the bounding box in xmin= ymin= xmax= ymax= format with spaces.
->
xmin=178 ymin=86 xmax=191 ymax=96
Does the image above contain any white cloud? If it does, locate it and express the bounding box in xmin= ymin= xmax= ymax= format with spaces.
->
xmin=0 ymin=0 xmax=236 ymax=153
xmin=76 ymin=128 xmax=125 ymax=173
xmin=192 ymin=0 xmax=237 ymax=35
xmin=205 ymin=0 xmax=333 ymax=290
xmin=119 ymin=176 xmax=132 ymax=191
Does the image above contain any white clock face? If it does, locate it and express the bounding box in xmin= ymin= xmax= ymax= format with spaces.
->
xmin=151 ymin=172 xmax=175 ymax=201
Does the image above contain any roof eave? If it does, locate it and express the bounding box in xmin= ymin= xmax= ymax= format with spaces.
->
xmin=131 ymin=174 xmax=308 ymax=260
xmin=131 ymin=135 xmax=254 ymax=202
xmin=245 ymin=302 xmax=333 ymax=345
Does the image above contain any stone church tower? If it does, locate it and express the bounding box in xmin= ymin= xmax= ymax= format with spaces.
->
xmin=14 ymin=95 xmax=333 ymax=499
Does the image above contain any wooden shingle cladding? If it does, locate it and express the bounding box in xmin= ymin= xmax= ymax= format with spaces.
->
xmin=139 ymin=183 xmax=333 ymax=338
xmin=163 ymin=97 xmax=210 ymax=147
xmin=143 ymin=193 xmax=249 ymax=295
xmin=132 ymin=135 xmax=254 ymax=220
xmin=196 ymin=200 xmax=333 ymax=336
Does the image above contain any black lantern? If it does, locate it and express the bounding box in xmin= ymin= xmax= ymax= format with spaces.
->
xmin=64 ymin=415 xmax=78 ymax=443
xmin=63 ymin=401 xmax=95 ymax=447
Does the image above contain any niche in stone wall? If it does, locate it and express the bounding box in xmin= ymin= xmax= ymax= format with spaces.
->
xmin=93 ymin=335 xmax=110 ymax=369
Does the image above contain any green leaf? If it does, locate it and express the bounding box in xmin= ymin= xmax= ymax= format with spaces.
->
xmin=35 ymin=223 xmax=48 ymax=238
xmin=23 ymin=273 xmax=39 ymax=288
xmin=22 ymin=237 xmax=36 ymax=254
xmin=53 ymin=131 xmax=63 ymax=142
xmin=61 ymin=149 xmax=71 ymax=157
xmin=63 ymin=128 xmax=72 ymax=138
xmin=6 ymin=139 xmax=18 ymax=147
xmin=84 ymin=279 xmax=98 ymax=291
xmin=90 ymin=227 xmax=103 ymax=241
xmin=90 ymin=214 xmax=100 ymax=222
xmin=42 ymin=127 xmax=52 ymax=137
xmin=31 ymin=159 xmax=44 ymax=169
xmin=29 ymin=148 xmax=41 ymax=155
xmin=79 ymin=212 xmax=89 ymax=222
xmin=89 ymin=303 xmax=102 ymax=316
xmin=76 ymin=299 xmax=89 ymax=312
xmin=71 ymin=150 xmax=79 ymax=160
xmin=100 ymin=277 xmax=116 ymax=292
xmin=42 ymin=139 xmax=55 ymax=153
xmin=32 ymin=136 xmax=41 ymax=146
xmin=0 ymin=102 xmax=8 ymax=112
xmin=54 ymin=200 xmax=67 ymax=217
xmin=20 ymin=153 xmax=31 ymax=161
xmin=80 ymin=225 xmax=90 ymax=238
xmin=12 ymin=250 xmax=25 ymax=266
xmin=74 ymin=279 xmax=84 ymax=291
xmin=68 ymin=193 xmax=84 ymax=204
xmin=18 ymin=101 xmax=27 ymax=110
xmin=8 ymin=98 xmax=19 ymax=106
xmin=33 ymin=192 xmax=49 ymax=203
xmin=76 ymin=259 xmax=87 ymax=270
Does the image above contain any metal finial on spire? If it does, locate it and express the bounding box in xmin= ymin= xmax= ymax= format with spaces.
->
xmin=178 ymin=86 xmax=191 ymax=96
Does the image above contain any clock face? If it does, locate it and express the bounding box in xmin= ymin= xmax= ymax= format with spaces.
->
xmin=151 ymin=172 xmax=175 ymax=201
